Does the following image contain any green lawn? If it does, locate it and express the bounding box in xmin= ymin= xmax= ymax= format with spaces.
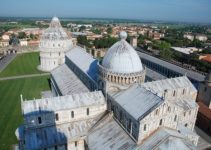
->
xmin=0 ymin=76 xmax=50 ymax=150
xmin=0 ymin=52 xmax=42 ymax=77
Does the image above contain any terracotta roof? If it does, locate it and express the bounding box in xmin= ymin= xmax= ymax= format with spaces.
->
xmin=197 ymin=102 xmax=211 ymax=120
xmin=200 ymin=54 xmax=211 ymax=63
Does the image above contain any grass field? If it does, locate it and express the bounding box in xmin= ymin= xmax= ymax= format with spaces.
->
xmin=0 ymin=52 xmax=42 ymax=77
xmin=0 ymin=76 xmax=50 ymax=150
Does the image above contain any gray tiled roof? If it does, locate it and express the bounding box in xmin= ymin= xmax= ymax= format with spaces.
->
xmin=51 ymin=64 xmax=89 ymax=95
xmin=111 ymin=84 xmax=164 ymax=120
xmin=66 ymin=46 xmax=98 ymax=81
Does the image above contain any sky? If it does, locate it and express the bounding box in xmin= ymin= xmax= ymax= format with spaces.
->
xmin=0 ymin=0 xmax=211 ymax=23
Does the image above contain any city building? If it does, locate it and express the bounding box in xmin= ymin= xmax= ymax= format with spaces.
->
xmin=138 ymin=50 xmax=205 ymax=88
xmin=148 ymin=31 xmax=164 ymax=40
xmin=196 ymin=102 xmax=211 ymax=136
xmin=19 ymin=39 xmax=28 ymax=46
xmin=38 ymin=17 xmax=73 ymax=72
xmin=197 ymin=71 xmax=211 ymax=108
xmin=1 ymin=33 xmax=10 ymax=40
xmin=130 ymin=35 xmax=138 ymax=48
xmin=21 ymin=28 xmax=42 ymax=36
xmin=195 ymin=34 xmax=208 ymax=42
xmin=184 ymin=33 xmax=194 ymax=41
xmin=199 ymin=54 xmax=211 ymax=63
xmin=171 ymin=47 xmax=202 ymax=55
xmin=0 ymin=40 xmax=9 ymax=47
xmin=16 ymin=31 xmax=199 ymax=150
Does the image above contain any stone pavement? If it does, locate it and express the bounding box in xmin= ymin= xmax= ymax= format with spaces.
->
xmin=0 ymin=73 xmax=50 ymax=81
xmin=195 ymin=126 xmax=211 ymax=150
xmin=0 ymin=54 xmax=17 ymax=72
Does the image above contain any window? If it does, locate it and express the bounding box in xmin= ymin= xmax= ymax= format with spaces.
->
xmin=173 ymin=90 xmax=176 ymax=96
xmin=168 ymin=106 xmax=171 ymax=112
xmin=75 ymin=141 xmax=77 ymax=147
xmin=185 ymin=123 xmax=188 ymax=127
xmin=184 ymin=112 xmax=186 ymax=117
xmin=128 ymin=119 xmax=132 ymax=132
xmin=55 ymin=113 xmax=59 ymax=121
xmin=120 ymin=110 xmax=123 ymax=121
xmin=71 ymin=111 xmax=74 ymax=118
xmin=189 ymin=110 xmax=191 ymax=115
xmin=182 ymin=89 xmax=186 ymax=95
xmin=38 ymin=116 xmax=42 ymax=124
xmin=144 ymin=124 xmax=147 ymax=131
xmin=204 ymin=87 xmax=207 ymax=92
xmin=159 ymin=119 xmax=163 ymax=126
xmin=155 ymin=109 xmax=159 ymax=115
xmin=59 ymin=52 xmax=61 ymax=56
xmin=174 ymin=115 xmax=177 ymax=122
xmin=87 ymin=108 xmax=89 ymax=116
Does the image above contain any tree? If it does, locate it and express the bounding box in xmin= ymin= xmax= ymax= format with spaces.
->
xmin=18 ymin=32 xmax=27 ymax=39
xmin=77 ymin=35 xmax=91 ymax=48
xmin=94 ymin=36 xmax=118 ymax=49
xmin=9 ymin=34 xmax=19 ymax=46
xmin=106 ymin=27 xmax=112 ymax=34
xmin=157 ymin=41 xmax=172 ymax=60
xmin=79 ymin=26 xmax=86 ymax=32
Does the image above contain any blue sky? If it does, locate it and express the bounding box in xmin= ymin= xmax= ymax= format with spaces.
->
xmin=0 ymin=0 xmax=211 ymax=23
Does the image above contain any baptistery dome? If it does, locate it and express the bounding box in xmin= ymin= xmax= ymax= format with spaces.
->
xmin=102 ymin=31 xmax=143 ymax=74
xmin=38 ymin=17 xmax=73 ymax=72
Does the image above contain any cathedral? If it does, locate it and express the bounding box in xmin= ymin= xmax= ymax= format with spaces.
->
xmin=16 ymin=17 xmax=199 ymax=150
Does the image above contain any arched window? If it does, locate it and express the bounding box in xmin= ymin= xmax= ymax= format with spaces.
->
xmin=182 ymin=89 xmax=186 ymax=95
xmin=168 ymin=106 xmax=171 ymax=112
xmin=144 ymin=124 xmax=147 ymax=131
xmin=173 ymin=90 xmax=176 ymax=96
xmin=87 ymin=108 xmax=89 ymax=116
xmin=184 ymin=112 xmax=186 ymax=117
xmin=127 ymin=119 xmax=131 ymax=131
xmin=71 ymin=111 xmax=74 ymax=118
xmin=174 ymin=115 xmax=177 ymax=122
xmin=38 ymin=116 xmax=42 ymax=124
xmin=159 ymin=119 xmax=163 ymax=126
xmin=120 ymin=110 xmax=123 ymax=121
xmin=155 ymin=109 xmax=159 ymax=115
xmin=55 ymin=113 xmax=59 ymax=121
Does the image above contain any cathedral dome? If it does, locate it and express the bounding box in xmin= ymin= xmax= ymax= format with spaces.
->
xmin=102 ymin=31 xmax=143 ymax=74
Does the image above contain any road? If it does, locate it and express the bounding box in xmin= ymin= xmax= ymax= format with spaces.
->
xmin=0 ymin=54 xmax=17 ymax=72
xmin=0 ymin=73 xmax=50 ymax=81
xmin=195 ymin=126 xmax=211 ymax=150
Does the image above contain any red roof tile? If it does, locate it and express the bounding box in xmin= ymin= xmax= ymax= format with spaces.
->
xmin=198 ymin=102 xmax=211 ymax=120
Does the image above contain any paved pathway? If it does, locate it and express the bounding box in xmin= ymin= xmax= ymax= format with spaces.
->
xmin=0 ymin=54 xmax=17 ymax=72
xmin=195 ymin=126 xmax=211 ymax=150
xmin=0 ymin=73 xmax=50 ymax=81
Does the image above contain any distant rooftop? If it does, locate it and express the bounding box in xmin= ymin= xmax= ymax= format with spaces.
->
xmin=137 ymin=51 xmax=205 ymax=82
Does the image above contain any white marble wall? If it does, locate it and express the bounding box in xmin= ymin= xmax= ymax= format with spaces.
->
xmin=24 ymin=104 xmax=107 ymax=128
